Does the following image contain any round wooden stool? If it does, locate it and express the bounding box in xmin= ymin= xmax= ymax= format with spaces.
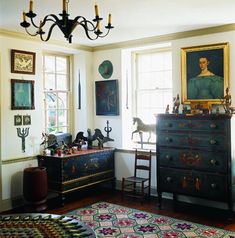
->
xmin=23 ymin=166 xmax=48 ymax=211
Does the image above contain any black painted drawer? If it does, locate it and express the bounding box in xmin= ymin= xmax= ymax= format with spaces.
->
xmin=158 ymin=132 xmax=227 ymax=150
xmin=158 ymin=167 xmax=228 ymax=201
xmin=158 ymin=147 xmax=227 ymax=172
xmin=158 ymin=119 xmax=227 ymax=132
xmin=62 ymin=151 xmax=114 ymax=181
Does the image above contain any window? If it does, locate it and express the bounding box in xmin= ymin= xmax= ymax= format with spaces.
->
xmin=42 ymin=54 xmax=71 ymax=133
xmin=132 ymin=48 xmax=172 ymax=148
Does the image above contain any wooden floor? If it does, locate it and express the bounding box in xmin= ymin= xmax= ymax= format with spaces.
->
xmin=4 ymin=187 xmax=235 ymax=232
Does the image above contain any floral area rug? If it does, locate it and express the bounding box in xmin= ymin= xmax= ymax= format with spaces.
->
xmin=66 ymin=201 xmax=235 ymax=238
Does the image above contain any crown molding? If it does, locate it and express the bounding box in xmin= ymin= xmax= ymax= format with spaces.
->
xmin=0 ymin=28 xmax=93 ymax=52
xmin=92 ymin=24 xmax=235 ymax=52
xmin=1 ymin=24 xmax=235 ymax=52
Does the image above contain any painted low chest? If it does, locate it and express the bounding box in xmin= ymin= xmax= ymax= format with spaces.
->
xmin=38 ymin=147 xmax=115 ymax=204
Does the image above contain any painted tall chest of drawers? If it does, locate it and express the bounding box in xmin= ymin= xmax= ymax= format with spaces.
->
xmin=156 ymin=114 xmax=235 ymax=210
xmin=38 ymin=147 xmax=115 ymax=204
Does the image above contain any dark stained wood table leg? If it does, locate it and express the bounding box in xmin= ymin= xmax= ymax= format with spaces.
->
xmin=158 ymin=191 xmax=162 ymax=209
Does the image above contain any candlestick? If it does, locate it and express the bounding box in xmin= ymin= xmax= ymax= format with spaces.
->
xmin=108 ymin=13 xmax=112 ymax=25
xmin=63 ymin=0 xmax=66 ymax=12
xmin=97 ymin=21 xmax=100 ymax=31
xmin=23 ymin=11 xmax=26 ymax=21
xmin=95 ymin=4 xmax=99 ymax=17
xmin=29 ymin=0 xmax=33 ymax=12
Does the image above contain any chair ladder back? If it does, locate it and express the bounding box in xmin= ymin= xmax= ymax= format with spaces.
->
xmin=135 ymin=150 xmax=152 ymax=177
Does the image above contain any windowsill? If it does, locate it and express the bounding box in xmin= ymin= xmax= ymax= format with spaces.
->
xmin=114 ymin=147 xmax=156 ymax=155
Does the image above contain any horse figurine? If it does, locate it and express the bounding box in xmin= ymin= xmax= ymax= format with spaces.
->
xmin=131 ymin=117 xmax=156 ymax=142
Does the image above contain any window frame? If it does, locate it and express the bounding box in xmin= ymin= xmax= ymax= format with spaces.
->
xmin=132 ymin=47 xmax=173 ymax=148
xmin=42 ymin=53 xmax=72 ymax=134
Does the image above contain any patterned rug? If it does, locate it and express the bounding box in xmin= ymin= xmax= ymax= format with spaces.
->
xmin=66 ymin=201 xmax=235 ymax=238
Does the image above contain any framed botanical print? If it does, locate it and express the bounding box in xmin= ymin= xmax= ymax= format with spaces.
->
xmin=11 ymin=79 xmax=35 ymax=110
xmin=95 ymin=79 xmax=119 ymax=115
xmin=11 ymin=49 xmax=36 ymax=74
xmin=181 ymin=42 xmax=229 ymax=104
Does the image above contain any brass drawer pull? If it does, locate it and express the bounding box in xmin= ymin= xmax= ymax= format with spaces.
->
xmin=210 ymin=159 xmax=217 ymax=165
xmin=210 ymin=139 xmax=217 ymax=145
xmin=194 ymin=154 xmax=199 ymax=159
xmin=165 ymin=137 xmax=172 ymax=142
xmin=165 ymin=155 xmax=172 ymax=160
xmin=166 ymin=177 xmax=172 ymax=182
xmin=165 ymin=122 xmax=172 ymax=128
xmin=210 ymin=123 xmax=217 ymax=129
xmin=211 ymin=183 xmax=217 ymax=189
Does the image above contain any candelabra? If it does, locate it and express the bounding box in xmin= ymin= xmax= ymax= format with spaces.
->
xmin=20 ymin=0 xmax=114 ymax=43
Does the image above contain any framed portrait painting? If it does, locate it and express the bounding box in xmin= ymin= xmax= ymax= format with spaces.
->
xmin=181 ymin=42 xmax=229 ymax=104
xmin=95 ymin=79 xmax=119 ymax=115
xmin=11 ymin=79 xmax=35 ymax=110
xmin=11 ymin=49 xmax=36 ymax=74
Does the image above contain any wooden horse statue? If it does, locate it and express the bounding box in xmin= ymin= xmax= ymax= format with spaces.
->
xmin=131 ymin=117 xmax=156 ymax=143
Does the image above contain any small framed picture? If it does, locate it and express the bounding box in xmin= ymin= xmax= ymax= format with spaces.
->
xmin=14 ymin=115 xmax=22 ymax=126
xmin=11 ymin=49 xmax=36 ymax=74
xmin=23 ymin=115 xmax=31 ymax=125
xmin=95 ymin=79 xmax=119 ymax=115
xmin=11 ymin=79 xmax=35 ymax=110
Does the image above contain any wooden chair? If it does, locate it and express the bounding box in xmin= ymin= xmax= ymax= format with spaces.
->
xmin=122 ymin=149 xmax=152 ymax=202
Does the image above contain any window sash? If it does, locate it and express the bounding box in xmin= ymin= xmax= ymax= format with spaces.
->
xmin=133 ymin=49 xmax=172 ymax=147
xmin=43 ymin=54 xmax=70 ymax=133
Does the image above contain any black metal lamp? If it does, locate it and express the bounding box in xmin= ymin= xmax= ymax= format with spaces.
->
xmin=20 ymin=0 xmax=114 ymax=43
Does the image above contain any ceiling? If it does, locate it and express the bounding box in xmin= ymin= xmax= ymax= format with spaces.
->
xmin=1 ymin=0 xmax=235 ymax=47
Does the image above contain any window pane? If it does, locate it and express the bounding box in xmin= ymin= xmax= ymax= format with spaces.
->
xmin=57 ymin=74 xmax=68 ymax=90
xmin=58 ymin=110 xmax=68 ymax=127
xmin=45 ymin=92 xmax=57 ymax=109
xmin=58 ymin=93 xmax=68 ymax=109
xmin=44 ymin=56 xmax=55 ymax=73
xmin=47 ymin=110 xmax=56 ymax=130
xmin=56 ymin=57 xmax=67 ymax=74
xmin=44 ymin=73 xmax=55 ymax=90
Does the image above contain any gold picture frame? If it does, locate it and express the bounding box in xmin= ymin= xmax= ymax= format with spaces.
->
xmin=181 ymin=42 xmax=229 ymax=104
xmin=11 ymin=49 xmax=36 ymax=74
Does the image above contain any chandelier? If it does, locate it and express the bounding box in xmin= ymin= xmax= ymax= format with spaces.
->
xmin=20 ymin=0 xmax=114 ymax=43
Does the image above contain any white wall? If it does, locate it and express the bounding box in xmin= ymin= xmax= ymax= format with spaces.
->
xmin=0 ymin=35 xmax=93 ymax=211
xmin=93 ymin=49 xmax=122 ymax=148
xmin=1 ymin=28 xmax=235 ymax=211
xmin=92 ymin=30 xmax=235 ymax=198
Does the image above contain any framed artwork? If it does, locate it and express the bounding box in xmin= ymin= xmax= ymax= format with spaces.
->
xmin=14 ymin=115 xmax=22 ymax=126
xmin=181 ymin=42 xmax=229 ymax=104
xmin=11 ymin=49 xmax=36 ymax=74
xmin=23 ymin=115 xmax=31 ymax=125
xmin=11 ymin=79 xmax=35 ymax=110
xmin=95 ymin=79 xmax=119 ymax=115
